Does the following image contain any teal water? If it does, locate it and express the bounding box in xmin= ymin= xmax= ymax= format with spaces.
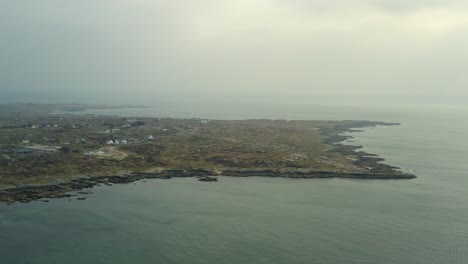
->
xmin=1 ymin=104 xmax=468 ymax=264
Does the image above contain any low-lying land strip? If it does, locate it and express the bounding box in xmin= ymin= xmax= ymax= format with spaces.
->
xmin=0 ymin=103 xmax=415 ymax=204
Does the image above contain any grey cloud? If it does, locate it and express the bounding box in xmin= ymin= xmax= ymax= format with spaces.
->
xmin=277 ymin=0 xmax=468 ymax=12
xmin=1 ymin=0 xmax=468 ymax=104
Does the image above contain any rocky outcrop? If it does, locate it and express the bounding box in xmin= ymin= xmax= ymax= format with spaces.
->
xmin=198 ymin=176 xmax=218 ymax=182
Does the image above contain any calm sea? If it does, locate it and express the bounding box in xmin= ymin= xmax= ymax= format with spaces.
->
xmin=1 ymin=103 xmax=468 ymax=264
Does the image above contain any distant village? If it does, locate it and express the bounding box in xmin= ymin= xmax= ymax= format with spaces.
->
xmin=0 ymin=112 xmax=210 ymax=164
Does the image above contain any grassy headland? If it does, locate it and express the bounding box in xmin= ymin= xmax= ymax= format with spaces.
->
xmin=0 ymin=104 xmax=415 ymax=203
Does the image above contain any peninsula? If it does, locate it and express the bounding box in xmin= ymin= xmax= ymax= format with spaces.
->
xmin=0 ymin=104 xmax=415 ymax=203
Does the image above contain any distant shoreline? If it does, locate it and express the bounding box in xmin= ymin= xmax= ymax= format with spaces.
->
xmin=52 ymin=104 xmax=150 ymax=113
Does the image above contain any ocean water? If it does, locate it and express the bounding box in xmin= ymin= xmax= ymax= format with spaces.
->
xmin=1 ymin=103 xmax=468 ymax=264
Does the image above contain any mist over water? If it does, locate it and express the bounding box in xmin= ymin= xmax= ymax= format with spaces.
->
xmin=78 ymin=99 xmax=468 ymax=123
xmin=1 ymin=104 xmax=468 ymax=264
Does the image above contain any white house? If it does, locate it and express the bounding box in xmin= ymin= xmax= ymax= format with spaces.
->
xmin=104 ymin=128 xmax=120 ymax=134
xmin=96 ymin=150 xmax=109 ymax=156
xmin=106 ymin=140 xmax=114 ymax=145
xmin=85 ymin=149 xmax=109 ymax=156
xmin=146 ymin=135 xmax=154 ymax=140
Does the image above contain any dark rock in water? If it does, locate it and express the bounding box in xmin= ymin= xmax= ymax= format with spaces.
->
xmin=77 ymin=197 xmax=86 ymax=200
xmin=198 ymin=176 xmax=218 ymax=182
xmin=159 ymin=175 xmax=172 ymax=179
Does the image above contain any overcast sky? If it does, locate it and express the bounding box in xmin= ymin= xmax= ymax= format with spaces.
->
xmin=1 ymin=0 xmax=468 ymax=104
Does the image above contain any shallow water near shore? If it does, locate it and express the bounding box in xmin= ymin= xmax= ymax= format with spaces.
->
xmin=2 ymin=104 xmax=468 ymax=264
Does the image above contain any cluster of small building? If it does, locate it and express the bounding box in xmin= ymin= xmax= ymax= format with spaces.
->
xmin=105 ymin=135 xmax=155 ymax=145
xmin=28 ymin=124 xmax=60 ymax=129
xmin=84 ymin=149 xmax=109 ymax=157
xmin=27 ymin=123 xmax=88 ymax=129
xmin=106 ymin=139 xmax=128 ymax=145
xmin=103 ymin=128 xmax=120 ymax=134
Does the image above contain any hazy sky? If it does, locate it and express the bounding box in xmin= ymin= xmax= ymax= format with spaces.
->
xmin=1 ymin=0 xmax=468 ymax=104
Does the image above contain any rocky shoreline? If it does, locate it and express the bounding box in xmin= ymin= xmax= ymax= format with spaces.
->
xmin=319 ymin=121 xmax=406 ymax=175
xmin=0 ymin=168 xmax=415 ymax=204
